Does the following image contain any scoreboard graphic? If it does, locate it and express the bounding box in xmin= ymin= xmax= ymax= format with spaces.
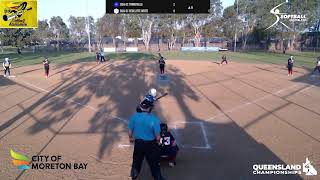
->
xmin=106 ymin=0 xmax=210 ymax=14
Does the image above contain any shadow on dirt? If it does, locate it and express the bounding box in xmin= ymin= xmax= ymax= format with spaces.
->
xmin=0 ymin=60 xmax=303 ymax=180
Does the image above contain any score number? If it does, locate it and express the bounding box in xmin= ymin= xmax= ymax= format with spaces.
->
xmin=188 ymin=5 xmax=193 ymax=10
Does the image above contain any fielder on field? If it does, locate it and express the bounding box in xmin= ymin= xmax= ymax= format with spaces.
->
xmin=287 ymin=56 xmax=294 ymax=76
xmin=96 ymin=51 xmax=100 ymax=62
xmin=158 ymin=53 xmax=166 ymax=75
xmin=3 ymin=58 xmax=12 ymax=77
xmin=42 ymin=57 xmax=50 ymax=78
xmin=220 ymin=54 xmax=228 ymax=65
xmin=100 ymin=50 xmax=106 ymax=62
xmin=312 ymin=56 xmax=320 ymax=75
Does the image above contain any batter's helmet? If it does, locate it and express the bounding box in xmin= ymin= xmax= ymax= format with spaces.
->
xmin=149 ymin=88 xmax=157 ymax=97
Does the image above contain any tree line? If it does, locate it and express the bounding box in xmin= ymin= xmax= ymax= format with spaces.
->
xmin=0 ymin=0 xmax=319 ymax=53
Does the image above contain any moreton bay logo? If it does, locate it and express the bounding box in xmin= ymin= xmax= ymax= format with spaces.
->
xmin=9 ymin=149 xmax=88 ymax=170
xmin=10 ymin=149 xmax=30 ymax=170
xmin=266 ymin=0 xmax=307 ymax=30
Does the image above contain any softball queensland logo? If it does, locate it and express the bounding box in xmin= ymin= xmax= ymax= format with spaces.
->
xmin=0 ymin=0 xmax=37 ymax=28
xmin=10 ymin=149 xmax=30 ymax=170
xmin=265 ymin=0 xmax=306 ymax=30
xmin=253 ymin=157 xmax=317 ymax=176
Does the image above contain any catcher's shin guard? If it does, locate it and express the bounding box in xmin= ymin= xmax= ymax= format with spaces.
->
xmin=131 ymin=168 xmax=139 ymax=180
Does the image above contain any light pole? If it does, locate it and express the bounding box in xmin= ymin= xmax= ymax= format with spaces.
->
xmin=86 ymin=0 xmax=92 ymax=53
xmin=234 ymin=0 xmax=239 ymax=52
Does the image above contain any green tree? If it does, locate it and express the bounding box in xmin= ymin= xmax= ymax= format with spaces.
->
xmin=49 ymin=16 xmax=69 ymax=51
xmin=222 ymin=6 xmax=239 ymax=40
xmin=96 ymin=14 xmax=121 ymax=47
xmin=157 ymin=15 xmax=185 ymax=50
xmin=31 ymin=20 xmax=50 ymax=44
xmin=69 ymin=16 xmax=87 ymax=46
xmin=124 ymin=15 xmax=141 ymax=46
xmin=0 ymin=28 xmax=33 ymax=54
xmin=186 ymin=0 xmax=222 ymax=47
xmin=237 ymin=0 xmax=258 ymax=50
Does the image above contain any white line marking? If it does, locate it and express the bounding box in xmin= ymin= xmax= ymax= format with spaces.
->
xmin=14 ymin=77 xmax=319 ymax=152
xmin=114 ymin=117 xmax=129 ymax=124
xmin=19 ymin=80 xmax=97 ymax=111
xmin=118 ymin=122 xmax=212 ymax=150
xmin=13 ymin=79 xmax=132 ymax=127
xmin=181 ymin=145 xmax=212 ymax=150
xmin=200 ymin=122 xmax=211 ymax=149
xmin=207 ymin=83 xmax=306 ymax=121
xmin=294 ymin=81 xmax=320 ymax=95
xmin=3 ymin=75 xmax=16 ymax=78
xmin=118 ymin=144 xmax=133 ymax=148
xmin=173 ymin=121 xmax=202 ymax=124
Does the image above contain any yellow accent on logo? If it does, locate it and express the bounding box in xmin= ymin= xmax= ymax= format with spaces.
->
xmin=0 ymin=0 xmax=38 ymax=28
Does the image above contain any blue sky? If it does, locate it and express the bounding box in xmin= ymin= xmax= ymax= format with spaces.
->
xmin=38 ymin=0 xmax=235 ymax=25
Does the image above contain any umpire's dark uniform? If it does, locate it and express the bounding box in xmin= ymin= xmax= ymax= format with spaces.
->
xmin=128 ymin=103 xmax=165 ymax=180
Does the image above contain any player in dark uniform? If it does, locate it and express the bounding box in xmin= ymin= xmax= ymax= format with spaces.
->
xmin=158 ymin=53 xmax=166 ymax=75
xmin=3 ymin=58 xmax=11 ymax=77
xmin=42 ymin=57 xmax=50 ymax=78
xmin=159 ymin=123 xmax=179 ymax=167
xmin=287 ymin=56 xmax=294 ymax=76
xmin=312 ymin=56 xmax=320 ymax=74
xmin=96 ymin=51 xmax=100 ymax=63
xmin=220 ymin=54 xmax=228 ymax=65
xmin=128 ymin=101 xmax=166 ymax=180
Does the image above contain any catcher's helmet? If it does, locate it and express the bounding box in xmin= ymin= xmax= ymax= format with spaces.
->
xmin=137 ymin=99 xmax=153 ymax=113
xmin=160 ymin=123 xmax=168 ymax=134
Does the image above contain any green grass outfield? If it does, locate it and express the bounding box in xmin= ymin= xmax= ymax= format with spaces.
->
xmin=1 ymin=50 xmax=319 ymax=69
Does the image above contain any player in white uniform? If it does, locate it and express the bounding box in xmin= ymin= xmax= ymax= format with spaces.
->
xmin=3 ymin=58 xmax=12 ymax=77
xmin=312 ymin=57 xmax=320 ymax=75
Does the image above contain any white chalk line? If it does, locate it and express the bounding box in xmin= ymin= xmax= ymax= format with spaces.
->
xmin=200 ymin=122 xmax=211 ymax=149
xmin=13 ymin=79 xmax=130 ymax=124
xmin=13 ymin=78 xmax=320 ymax=151
xmin=207 ymin=82 xmax=317 ymax=121
xmin=294 ymin=81 xmax=320 ymax=95
xmin=172 ymin=121 xmax=211 ymax=149
xmin=118 ymin=121 xmax=212 ymax=150
xmin=19 ymin=80 xmax=97 ymax=111
xmin=3 ymin=75 xmax=16 ymax=78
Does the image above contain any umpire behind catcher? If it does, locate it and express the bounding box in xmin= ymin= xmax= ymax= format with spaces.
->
xmin=128 ymin=100 xmax=165 ymax=180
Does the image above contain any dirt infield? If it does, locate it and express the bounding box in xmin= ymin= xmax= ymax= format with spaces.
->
xmin=0 ymin=59 xmax=319 ymax=180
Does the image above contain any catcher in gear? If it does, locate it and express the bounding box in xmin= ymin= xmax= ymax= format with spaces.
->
xmin=159 ymin=123 xmax=179 ymax=167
